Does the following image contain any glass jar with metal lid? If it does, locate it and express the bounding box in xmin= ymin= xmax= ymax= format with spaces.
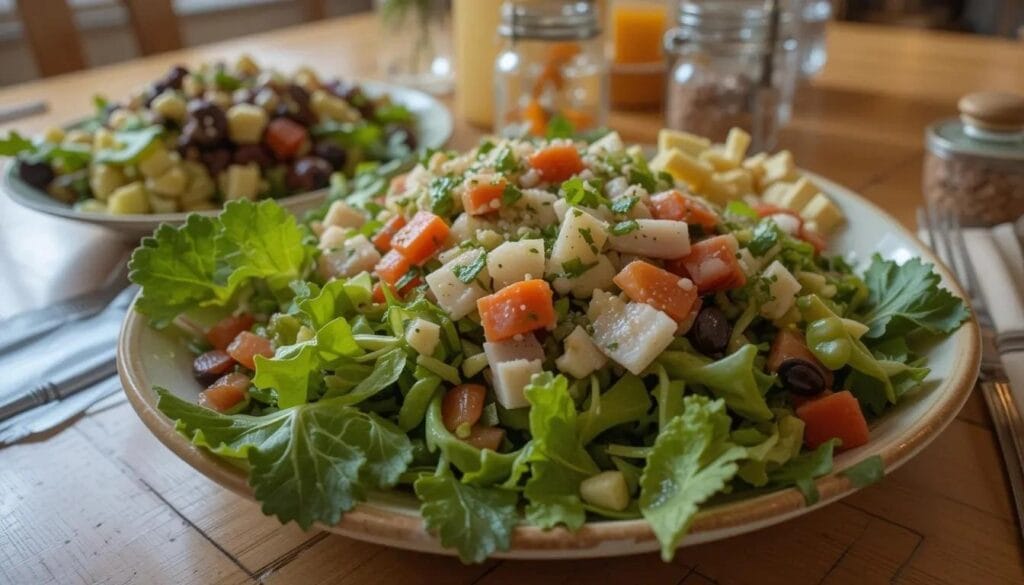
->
xmin=924 ymin=92 xmax=1024 ymax=226
xmin=663 ymin=0 xmax=799 ymax=151
xmin=494 ymin=1 xmax=609 ymax=137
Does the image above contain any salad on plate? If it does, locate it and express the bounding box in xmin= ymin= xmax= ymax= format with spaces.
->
xmin=127 ymin=127 xmax=968 ymax=562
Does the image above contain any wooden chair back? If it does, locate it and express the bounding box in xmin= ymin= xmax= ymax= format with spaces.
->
xmin=15 ymin=0 xmax=86 ymax=77
xmin=123 ymin=0 xmax=183 ymax=56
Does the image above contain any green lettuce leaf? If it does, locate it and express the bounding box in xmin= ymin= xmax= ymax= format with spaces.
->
xmin=841 ymin=455 xmax=885 ymax=488
xmin=657 ymin=344 xmax=774 ymax=421
xmin=766 ymin=438 xmax=839 ymax=504
xmin=0 ymin=131 xmax=34 ymax=155
xmin=577 ymin=374 xmax=651 ymax=444
xmin=639 ymin=396 xmax=746 ymax=561
xmin=415 ymin=466 xmax=519 ymax=564
xmin=157 ymin=389 xmax=412 ymax=529
xmin=735 ymin=413 xmax=806 ymax=487
xmin=94 ymin=125 xmax=163 ymax=164
xmin=424 ymin=395 xmax=521 ymax=485
xmin=860 ymin=254 xmax=969 ymax=339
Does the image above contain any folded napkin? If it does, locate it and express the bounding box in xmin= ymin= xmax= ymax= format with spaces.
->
xmin=0 ymin=376 xmax=124 ymax=446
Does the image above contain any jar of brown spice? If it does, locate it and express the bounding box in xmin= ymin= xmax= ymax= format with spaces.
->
xmin=923 ymin=91 xmax=1024 ymax=226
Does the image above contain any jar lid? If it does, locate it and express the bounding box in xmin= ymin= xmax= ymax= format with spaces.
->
xmin=926 ymin=91 xmax=1024 ymax=161
xmin=499 ymin=1 xmax=600 ymax=41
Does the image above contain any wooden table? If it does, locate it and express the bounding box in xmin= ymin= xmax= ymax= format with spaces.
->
xmin=1 ymin=14 xmax=1023 ymax=584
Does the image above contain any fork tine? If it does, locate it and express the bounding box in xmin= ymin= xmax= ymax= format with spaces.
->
xmin=946 ymin=208 xmax=983 ymax=302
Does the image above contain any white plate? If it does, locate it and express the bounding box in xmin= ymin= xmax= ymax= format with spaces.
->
xmin=2 ymin=80 xmax=452 ymax=240
xmin=118 ymin=171 xmax=979 ymax=559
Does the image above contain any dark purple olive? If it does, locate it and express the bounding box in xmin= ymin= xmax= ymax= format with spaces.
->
xmin=184 ymin=101 xmax=228 ymax=147
xmin=201 ymin=148 xmax=232 ymax=177
xmin=688 ymin=305 xmax=731 ymax=356
xmin=18 ymin=159 xmax=55 ymax=189
xmin=339 ymin=85 xmax=375 ymax=119
xmin=312 ymin=141 xmax=347 ymax=170
xmin=233 ymin=144 xmax=273 ymax=168
xmin=148 ymin=65 xmax=190 ymax=105
xmin=777 ymin=359 xmax=827 ymax=396
xmin=275 ymin=101 xmax=316 ymax=127
xmin=286 ymin=157 xmax=332 ymax=192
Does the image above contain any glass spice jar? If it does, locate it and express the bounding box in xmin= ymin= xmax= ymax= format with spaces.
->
xmin=924 ymin=91 xmax=1024 ymax=226
xmin=663 ymin=0 xmax=799 ymax=151
xmin=494 ymin=1 xmax=609 ymax=137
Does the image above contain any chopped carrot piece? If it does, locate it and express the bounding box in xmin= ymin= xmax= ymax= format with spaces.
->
xmin=374 ymin=249 xmax=413 ymax=285
xmin=390 ymin=211 xmax=450 ymax=265
xmin=528 ymin=145 xmax=585 ymax=183
xmin=650 ymin=191 xmax=719 ymax=232
xmin=226 ymin=331 xmax=274 ymax=370
xmin=462 ymin=179 xmax=508 ymax=216
xmin=477 ymin=279 xmax=556 ymax=342
xmin=796 ymin=390 xmax=870 ymax=451
xmin=206 ymin=314 xmax=254 ymax=351
xmin=680 ymin=235 xmax=747 ymax=293
xmin=200 ymin=372 xmax=250 ymax=413
xmin=561 ymin=108 xmax=594 ymax=132
xmin=462 ymin=426 xmax=506 ymax=452
xmin=371 ymin=215 xmax=407 ymax=252
xmin=264 ymin=118 xmax=309 ymax=160
xmin=521 ymin=100 xmax=549 ymax=137
xmin=442 ymin=384 xmax=487 ymax=433
xmin=612 ymin=260 xmax=699 ymax=323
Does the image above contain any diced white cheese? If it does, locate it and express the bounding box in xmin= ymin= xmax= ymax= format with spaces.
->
xmin=555 ymin=326 xmax=607 ymax=379
xmin=657 ymin=129 xmax=711 ymax=157
xmin=587 ymin=131 xmax=624 ymax=155
xmin=650 ymin=148 xmax=712 ymax=190
xmin=223 ymin=163 xmax=261 ymax=200
xmin=551 ymin=254 xmax=616 ymax=298
xmin=768 ymin=213 xmax=802 ymax=236
xmin=761 ymin=181 xmax=794 ymax=205
xmin=511 ymin=188 xmax=559 ymax=226
xmin=425 ymin=249 xmax=490 ymax=320
xmin=607 ymin=219 xmax=690 ymax=259
xmin=724 ymin=127 xmax=752 ymax=163
xmin=405 ymin=318 xmax=441 ymax=356
xmin=799 ymin=193 xmax=844 ymax=233
xmin=547 ymin=208 xmax=609 ymax=275
xmin=324 ymin=201 xmax=366 ymax=229
xmin=318 ymin=225 xmax=347 ymax=250
xmin=490 ymin=358 xmax=543 ymax=409
xmin=777 ymin=177 xmax=819 ymax=211
xmin=317 ymin=234 xmax=381 ymax=279
xmin=762 ymin=150 xmax=797 ymax=185
xmin=484 ymin=334 xmax=544 ymax=364
xmin=737 ymin=248 xmax=758 ymax=276
xmin=488 ymin=239 xmax=546 ymax=290
xmin=699 ymin=147 xmax=736 ymax=172
xmin=760 ymin=260 xmax=802 ymax=320
xmin=590 ymin=294 xmax=677 ymax=375
xmin=579 ymin=471 xmax=630 ymax=511
xmin=448 ymin=212 xmax=494 ymax=244
xmin=552 ymin=199 xmax=612 ymax=223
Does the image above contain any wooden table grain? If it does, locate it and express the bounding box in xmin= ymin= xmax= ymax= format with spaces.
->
xmin=1 ymin=14 xmax=1022 ymax=585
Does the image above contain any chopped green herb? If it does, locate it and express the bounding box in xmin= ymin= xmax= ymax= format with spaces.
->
xmin=428 ymin=175 xmax=460 ymax=217
xmin=453 ymin=252 xmax=487 ymax=284
xmin=561 ymin=178 xmax=607 ymax=208
xmin=561 ymin=258 xmax=597 ymax=278
xmin=610 ymin=196 xmax=639 ymax=215
xmin=610 ymin=220 xmax=640 ymax=236
xmin=546 ymin=114 xmax=575 ymax=139
xmin=502 ymin=183 xmax=523 ymax=206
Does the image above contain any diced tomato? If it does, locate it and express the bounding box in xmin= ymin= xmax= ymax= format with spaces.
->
xmin=612 ymin=260 xmax=699 ymax=323
xmin=199 ymin=372 xmax=250 ymax=413
xmin=767 ymin=329 xmax=834 ymax=388
xmin=374 ymin=249 xmax=414 ymax=285
xmin=528 ymin=144 xmax=584 ymax=183
xmin=462 ymin=179 xmax=508 ymax=216
xmin=206 ymin=314 xmax=254 ymax=351
xmin=226 ymin=331 xmax=274 ymax=370
xmin=650 ymin=191 xmax=719 ymax=232
xmin=796 ymin=390 xmax=870 ymax=451
xmin=371 ymin=215 xmax=407 ymax=252
xmin=192 ymin=349 xmax=236 ymax=384
xmin=264 ymin=118 xmax=309 ymax=160
xmin=477 ymin=279 xmax=556 ymax=342
xmin=462 ymin=426 xmax=506 ymax=452
xmin=390 ymin=211 xmax=450 ymax=265
xmin=663 ymin=256 xmax=691 ymax=279
xmin=680 ymin=235 xmax=747 ymax=293
xmin=442 ymin=384 xmax=487 ymax=433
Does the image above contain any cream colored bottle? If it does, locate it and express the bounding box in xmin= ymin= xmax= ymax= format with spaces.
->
xmin=453 ymin=0 xmax=504 ymax=129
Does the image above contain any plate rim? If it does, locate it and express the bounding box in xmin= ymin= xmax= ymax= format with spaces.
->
xmin=117 ymin=170 xmax=980 ymax=559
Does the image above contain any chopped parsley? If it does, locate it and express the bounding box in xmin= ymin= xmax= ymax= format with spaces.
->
xmin=495 ymin=147 xmax=519 ymax=173
xmin=610 ymin=220 xmax=640 ymax=236
xmin=610 ymin=195 xmax=639 ymax=215
xmin=561 ymin=178 xmax=608 ymax=208
xmin=501 ymin=183 xmax=523 ymax=206
xmin=627 ymin=167 xmax=657 ymax=192
xmin=428 ymin=175 xmax=460 ymax=217
xmin=546 ymin=114 xmax=575 ymax=139
xmin=477 ymin=140 xmax=496 ymax=157
xmin=453 ymin=252 xmax=487 ymax=284
xmin=561 ymin=258 xmax=597 ymax=278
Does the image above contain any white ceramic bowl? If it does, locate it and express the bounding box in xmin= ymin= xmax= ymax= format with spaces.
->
xmin=3 ymin=81 xmax=452 ymax=240
xmin=118 ymin=171 xmax=979 ymax=559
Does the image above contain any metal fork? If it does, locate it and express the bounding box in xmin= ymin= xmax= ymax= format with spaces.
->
xmin=920 ymin=203 xmax=1024 ymax=541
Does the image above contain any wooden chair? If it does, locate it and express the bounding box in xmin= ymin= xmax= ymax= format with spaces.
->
xmin=123 ymin=0 xmax=183 ymax=56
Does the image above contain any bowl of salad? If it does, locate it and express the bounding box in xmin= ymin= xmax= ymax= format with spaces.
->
xmin=0 ymin=55 xmax=451 ymax=238
xmin=118 ymin=128 xmax=977 ymax=562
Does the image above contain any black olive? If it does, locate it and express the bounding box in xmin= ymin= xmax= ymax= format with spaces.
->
xmin=385 ymin=124 xmax=417 ymax=151
xmin=275 ymin=101 xmax=316 ymax=127
xmin=286 ymin=84 xmax=311 ymax=106
xmin=233 ymin=144 xmax=273 ymax=168
xmin=688 ymin=305 xmax=731 ymax=356
xmin=18 ymin=159 xmax=55 ymax=189
xmin=193 ymin=350 xmax=235 ymax=386
xmin=149 ymin=65 xmax=190 ymax=105
xmin=777 ymin=359 xmax=827 ymax=396
xmin=312 ymin=141 xmax=347 ymax=170
xmin=185 ymin=100 xmax=228 ymax=146
xmin=201 ymin=148 xmax=232 ymax=178
xmin=286 ymin=157 xmax=332 ymax=192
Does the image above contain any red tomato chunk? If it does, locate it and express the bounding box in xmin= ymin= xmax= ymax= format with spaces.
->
xmin=227 ymin=331 xmax=274 ymax=370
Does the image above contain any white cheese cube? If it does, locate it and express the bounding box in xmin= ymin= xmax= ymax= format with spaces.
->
xmin=547 ymin=208 xmax=609 ymax=276
xmin=799 ymin=194 xmax=844 ymax=233
xmin=552 ymin=198 xmax=612 ymax=223
xmin=760 ymin=260 xmax=802 ymax=320
xmin=484 ymin=334 xmax=544 ymax=365
xmin=405 ymin=318 xmax=441 ymax=356
xmin=226 ymin=104 xmax=269 ymax=144
xmin=488 ymin=239 xmax=546 ymax=290
xmin=151 ymin=91 xmax=187 ymax=123
xmin=324 ymin=201 xmax=365 ymax=229
xmin=552 ymin=254 xmax=616 ymax=298
xmin=491 ymin=358 xmax=543 ymax=409
xmin=761 ymin=181 xmax=794 ymax=205
xmin=579 ymin=471 xmax=630 ymax=511
xmin=425 ymin=249 xmax=490 ymax=320
xmin=555 ymin=326 xmax=607 ymax=379
xmin=138 ymin=146 xmax=174 ymax=178
xmin=146 ymin=165 xmax=187 ymax=197
xmin=767 ymin=213 xmax=802 ymax=236
xmin=590 ymin=294 xmax=677 ymax=375
xmin=724 ymin=127 xmax=752 ymax=163
xmin=699 ymin=147 xmax=736 ymax=172
xmin=318 ymin=234 xmax=381 ymax=279
xmin=89 ymin=165 xmax=126 ymax=201
xmin=587 ymin=131 xmax=624 ymax=155
xmin=650 ymin=148 xmax=712 ymax=190
xmin=762 ymin=151 xmax=798 ymax=185
xmin=607 ymin=219 xmax=690 ymax=259
xmin=777 ymin=177 xmax=820 ymax=211
xmin=223 ymin=163 xmax=261 ymax=200
xmin=657 ymin=129 xmax=710 ymax=157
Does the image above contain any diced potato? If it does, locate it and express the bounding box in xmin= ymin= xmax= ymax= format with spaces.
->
xmin=181 ymin=172 xmax=216 ymax=204
xmin=555 ymin=326 xmax=607 ymax=379
xmin=223 ymin=163 xmax=261 ymax=200
xmin=294 ymin=67 xmax=321 ymax=91
xmin=235 ymin=54 xmax=259 ymax=77
xmin=405 ymin=318 xmax=441 ymax=356
xmin=579 ymin=471 xmax=630 ymax=511
xmin=762 ymin=150 xmax=797 ymax=185
xmin=552 ymin=254 xmax=616 ymax=298
xmin=760 ymin=260 xmax=802 ymax=320
xmin=657 ymin=129 xmax=710 ymax=157
xmin=318 ymin=234 xmax=382 ymax=279
xmin=552 ymin=198 xmax=612 ymax=223
xmin=151 ymin=91 xmax=187 ymax=123
xmin=511 ymin=188 xmax=559 ymax=226
xmin=324 ymin=200 xmax=365 ymax=229
xmin=138 ymin=145 xmax=174 ymax=178
xmin=484 ymin=334 xmax=544 ymax=365
xmin=777 ymin=177 xmax=819 ymax=211
xmin=146 ymin=165 xmax=187 ymax=197
xmin=760 ymin=181 xmax=794 ymax=205
xmin=476 ymin=229 xmax=504 ymax=250
xmin=89 ymin=164 xmax=126 ymax=201
xmin=42 ymin=126 xmax=65 ymax=144
xmin=147 ymin=192 xmax=179 ymax=214
xmin=547 ymin=208 xmax=609 ymax=276
xmin=487 ymin=238 xmax=546 ymax=290
xmin=204 ymin=90 xmax=232 ymax=110
xmin=63 ymin=130 xmax=92 ymax=146
xmin=489 ymin=358 xmax=543 ymax=409
xmin=92 ymin=128 xmax=118 ymax=150
xmin=311 ymin=90 xmax=360 ymax=123
xmin=182 ymin=75 xmax=203 ymax=98
xmin=318 ymin=225 xmax=348 ymax=250
xmin=607 ymin=219 xmax=690 ymax=259
xmin=107 ymin=182 xmax=151 ymax=214
xmin=587 ymin=131 xmax=624 ymax=155
xmin=649 ymin=148 xmax=712 ymax=190
xmin=425 ymin=248 xmax=490 ymax=320
xmin=713 ymin=168 xmax=754 ymax=197
xmin=226 ymin=104 xmax=269 ymax=145
xmin=448 ymin=212 xmax=495 ymax=244
xmin=743 ymin=152 xmax=769 ymax=189
xmin=800 ymin=193 xmax=844 ymax=233
xmin=699 ymin=147 xmax=736 ymax=172
xmin=588 ymin=291 xmax=677 ymax=375
xmin=724 ymin=127 xmax=752 ymax=163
